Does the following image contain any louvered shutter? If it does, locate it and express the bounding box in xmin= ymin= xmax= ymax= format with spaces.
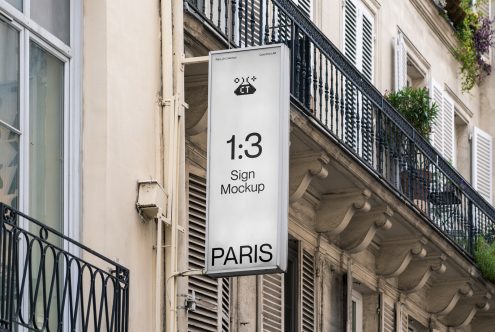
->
xmin=261 ymin=273 xmax=284 ymax=331
xmin=343 ymin=0 xmax=358 ymax=65
xmin=382 ymin=300 xmax=395 ymax=332
xmin=343 ymin=0 xmax=358 ymax=150
xmin=360 ymin=7 xmax=374 ymax=164
xmin=476 ymin=0 xmax=491 ymax=18
xmin=394 ymin=33 xmax=407 ymax=91
xmin=301 ymin=250 xmax=315 ymax=331
xmin=237 ymin=0 xmax=265 ymax=46
xmin=294 ymin=0 xmax=312 ymax=18
xmin=400 ymin=304 xmax=408 ymax=332
xmin=187 ymin=174 xmax=230 ymax=331
xmin=472 ymin=127 xmax=493 ymax=203
xmin=442 ymin=94 xmax=455 ymax=164
xmin=430 ymin=80 xmax=443 ymax=152
xmin=361 ymin=10 xmax=374 ymax=82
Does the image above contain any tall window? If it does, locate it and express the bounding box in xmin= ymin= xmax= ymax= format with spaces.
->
xmin=0 ymin=1 xmax=80 ymax=235
xmin=343 ymin=0 xmax=375 ymax=82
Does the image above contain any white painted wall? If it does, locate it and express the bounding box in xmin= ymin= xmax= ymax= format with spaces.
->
xmin=83 ymin=0 xmax=162 ymax=330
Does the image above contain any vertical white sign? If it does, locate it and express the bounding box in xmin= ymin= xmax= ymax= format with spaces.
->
xmin=206 ymin=44 xmax=290 ymax=277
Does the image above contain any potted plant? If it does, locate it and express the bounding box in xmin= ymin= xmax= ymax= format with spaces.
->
xmin=385 ymin=87 xmax=439 ymax=202
xmin=475 ymin=236 xmax=495 ymax=283
xmin=441 ymin=0 xmax=494 ymax=91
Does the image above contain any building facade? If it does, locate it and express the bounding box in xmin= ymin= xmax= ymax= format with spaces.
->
xmin=1 ymin=0 xmax=495 ymax=331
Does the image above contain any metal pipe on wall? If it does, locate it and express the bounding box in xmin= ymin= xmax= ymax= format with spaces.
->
xmin=160 ymin=0 xmax=185 ymax=330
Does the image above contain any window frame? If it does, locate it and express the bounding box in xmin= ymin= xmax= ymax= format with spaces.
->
xmin=351 ymin=290 xmax=363 ymax=332
xmin=0 ymin=0 xmax=82 ymax=244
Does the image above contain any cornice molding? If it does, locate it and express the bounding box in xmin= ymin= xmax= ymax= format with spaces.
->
xmin=409 ymin=0 xmax=459 ymax=55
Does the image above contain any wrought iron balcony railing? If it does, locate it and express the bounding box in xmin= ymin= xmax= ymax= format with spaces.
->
xmin=185 ymin=0 xmax=495 ymax=258
xmin=0 ymin=203 xmax=129 ymax=331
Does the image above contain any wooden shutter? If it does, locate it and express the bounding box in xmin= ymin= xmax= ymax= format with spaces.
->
xmin=187 ymin=174 xmax=230 ymax=331
xmin=301 ymin=250 xmax=315 ymax=331
xmin=343 ymin=0 xmax=358 ymax=65
xmin=400 ymin=304 xmax=408 ymax=332
xmin=360 ymin=9 xmax=374 ymax=82
xmin=442 ymin=94 xmax=455 ymax=164
xmin=295 ymin=0 xmax=312 ymax=18
xmin=430 ymin=80 xmax=444 ymax=152
xmin=237 ymin=0 xmax=265 ymax=46
xmin=472 ymin=127 xmax=493 ymax=203
xmin=382 ymin=300 xmax=395 ymax=332
xmin=261 ymin=273 xmax=284 ymax=331
xmin=476 ymin=0 xmax=491 ymax=18
xmin=430 ymin=80 xmax=456 ymax=163
xmin=394 ymin=33 xmax=407 ymax=91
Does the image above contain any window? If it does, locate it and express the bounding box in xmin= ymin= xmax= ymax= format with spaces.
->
xmin=261 ymin=239 xmax=315 ymax=331
xmin=0 ymin=1 xmax=80 ymax=329
xmin=187 ymin=173 xmax=231 ymax=331
xmin=430 ymin=80 xmax=455 ymax=164
xmin=0 ymin=0 xmax=80 ymax=237
xmin=472 ymin=127 xmax=493 ymax=203
xmin=284 ymin=240 xmax=299 ymax=332
xmin=394 ymin=31 xmax=428 ymax=90
xmin=351 ymin=290 xmax=363 ymax=332
xmin=343 ymin=0 xmax=375 ymax=82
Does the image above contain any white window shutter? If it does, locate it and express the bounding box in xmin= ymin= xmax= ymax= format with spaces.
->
xmin=361 ymin=10 xmax=374 ymax=82
xmin=343 ymin=0 xmax=358 ymax=65
xmin=293 ymin=0 xmax=312 ymax=19
xmin=301 ymin=249 xmax=316 ymax=332
xmin=430 ymin=80 xmax=444 ymax=152
xmin=473 ymin=127 xmax=493 ymax=203
xmin=394 ymin=33 xmax=407 ymax=91
xmin=261 ymin=273 xmax=284 ymax=331
xmin=442 ymin=94 xmax=455 ymax=165
xmin=187 ymin=174 xmax=230 ymax=331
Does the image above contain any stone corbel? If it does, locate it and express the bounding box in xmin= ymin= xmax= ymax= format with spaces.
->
xmin=427 ymin=281 xmax=474 ymax=316
xmin=315 ymin=189 xmax=371 ymax=236
xmin=289 ymin=153 xmax=330 ymax=204
xmin=376 ymin=237 xmax=428 ymax=278
xmin=339 ymin=206 xmax=393 ymax=253
xmin=441 ymin=292 xmax=491 ymax=328
xmin=398 ymin=254 xmax=447 ymax=293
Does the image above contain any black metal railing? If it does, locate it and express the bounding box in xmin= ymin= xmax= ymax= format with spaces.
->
xmin=184 ymin=0 xmax=495 ymax=258
xmin=0 ymin=203 xmax=129 ymax=331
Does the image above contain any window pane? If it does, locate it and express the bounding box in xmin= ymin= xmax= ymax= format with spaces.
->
xmin=0 ymin=21 xmax=20 ymax=128
xmin=31 ymin=0 xmax=70 ymax=44
xmin=0 ymin=126 xmax=19 ymax=208
xmin=5 ymin=0 xmax=22 ymax=10
xmin=29 ymin=41 xmax=64 ymax=235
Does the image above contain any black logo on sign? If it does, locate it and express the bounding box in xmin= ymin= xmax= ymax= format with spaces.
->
xmin=234 ymin=76 xmax=257 ymax=96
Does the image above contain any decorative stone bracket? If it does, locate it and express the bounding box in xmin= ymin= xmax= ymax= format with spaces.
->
xmin=315 ymin=189 xmax=371 ymax=235
xmin=427 ymin=281 xmax=474 ymax=316
xmin=289 ymin=152 xmax=330 ymax=204
xmin=398 ymin=254 xmax=447 ymax=293
xmin=442 ymin=292 xmax=491 ymax=328
xmin=376 ymin=237 xmax=428 ymax=278
xmin=339 ymin=206 xmax=393 ymax=253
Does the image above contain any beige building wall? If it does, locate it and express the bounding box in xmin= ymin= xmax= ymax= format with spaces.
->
xmin=83 ymin=0 xmax=162 ymax=330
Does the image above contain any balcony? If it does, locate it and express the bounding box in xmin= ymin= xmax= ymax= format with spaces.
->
xmin=0 ymin=203 xmax=129 ymax=331
xmin=184 ymin=0 xmax=495 ymax=260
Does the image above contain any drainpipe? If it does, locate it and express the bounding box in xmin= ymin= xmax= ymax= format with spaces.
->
xmin=159 ymin=0 xmax=185 ymax=331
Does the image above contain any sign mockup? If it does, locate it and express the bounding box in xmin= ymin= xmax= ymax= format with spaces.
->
xmin=206 ymin=45 xmax=290 ymax=277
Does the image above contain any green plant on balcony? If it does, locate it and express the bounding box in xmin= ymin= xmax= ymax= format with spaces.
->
xmin=475 ymin=236 xmax=495 ymax=284
xmin=385 ymin=87 xmax=439 ymax=139
xmin=444 ymin=0 xmax=494 ymax=91
xmin=385 ymin=87 xmax=439 ymax=202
